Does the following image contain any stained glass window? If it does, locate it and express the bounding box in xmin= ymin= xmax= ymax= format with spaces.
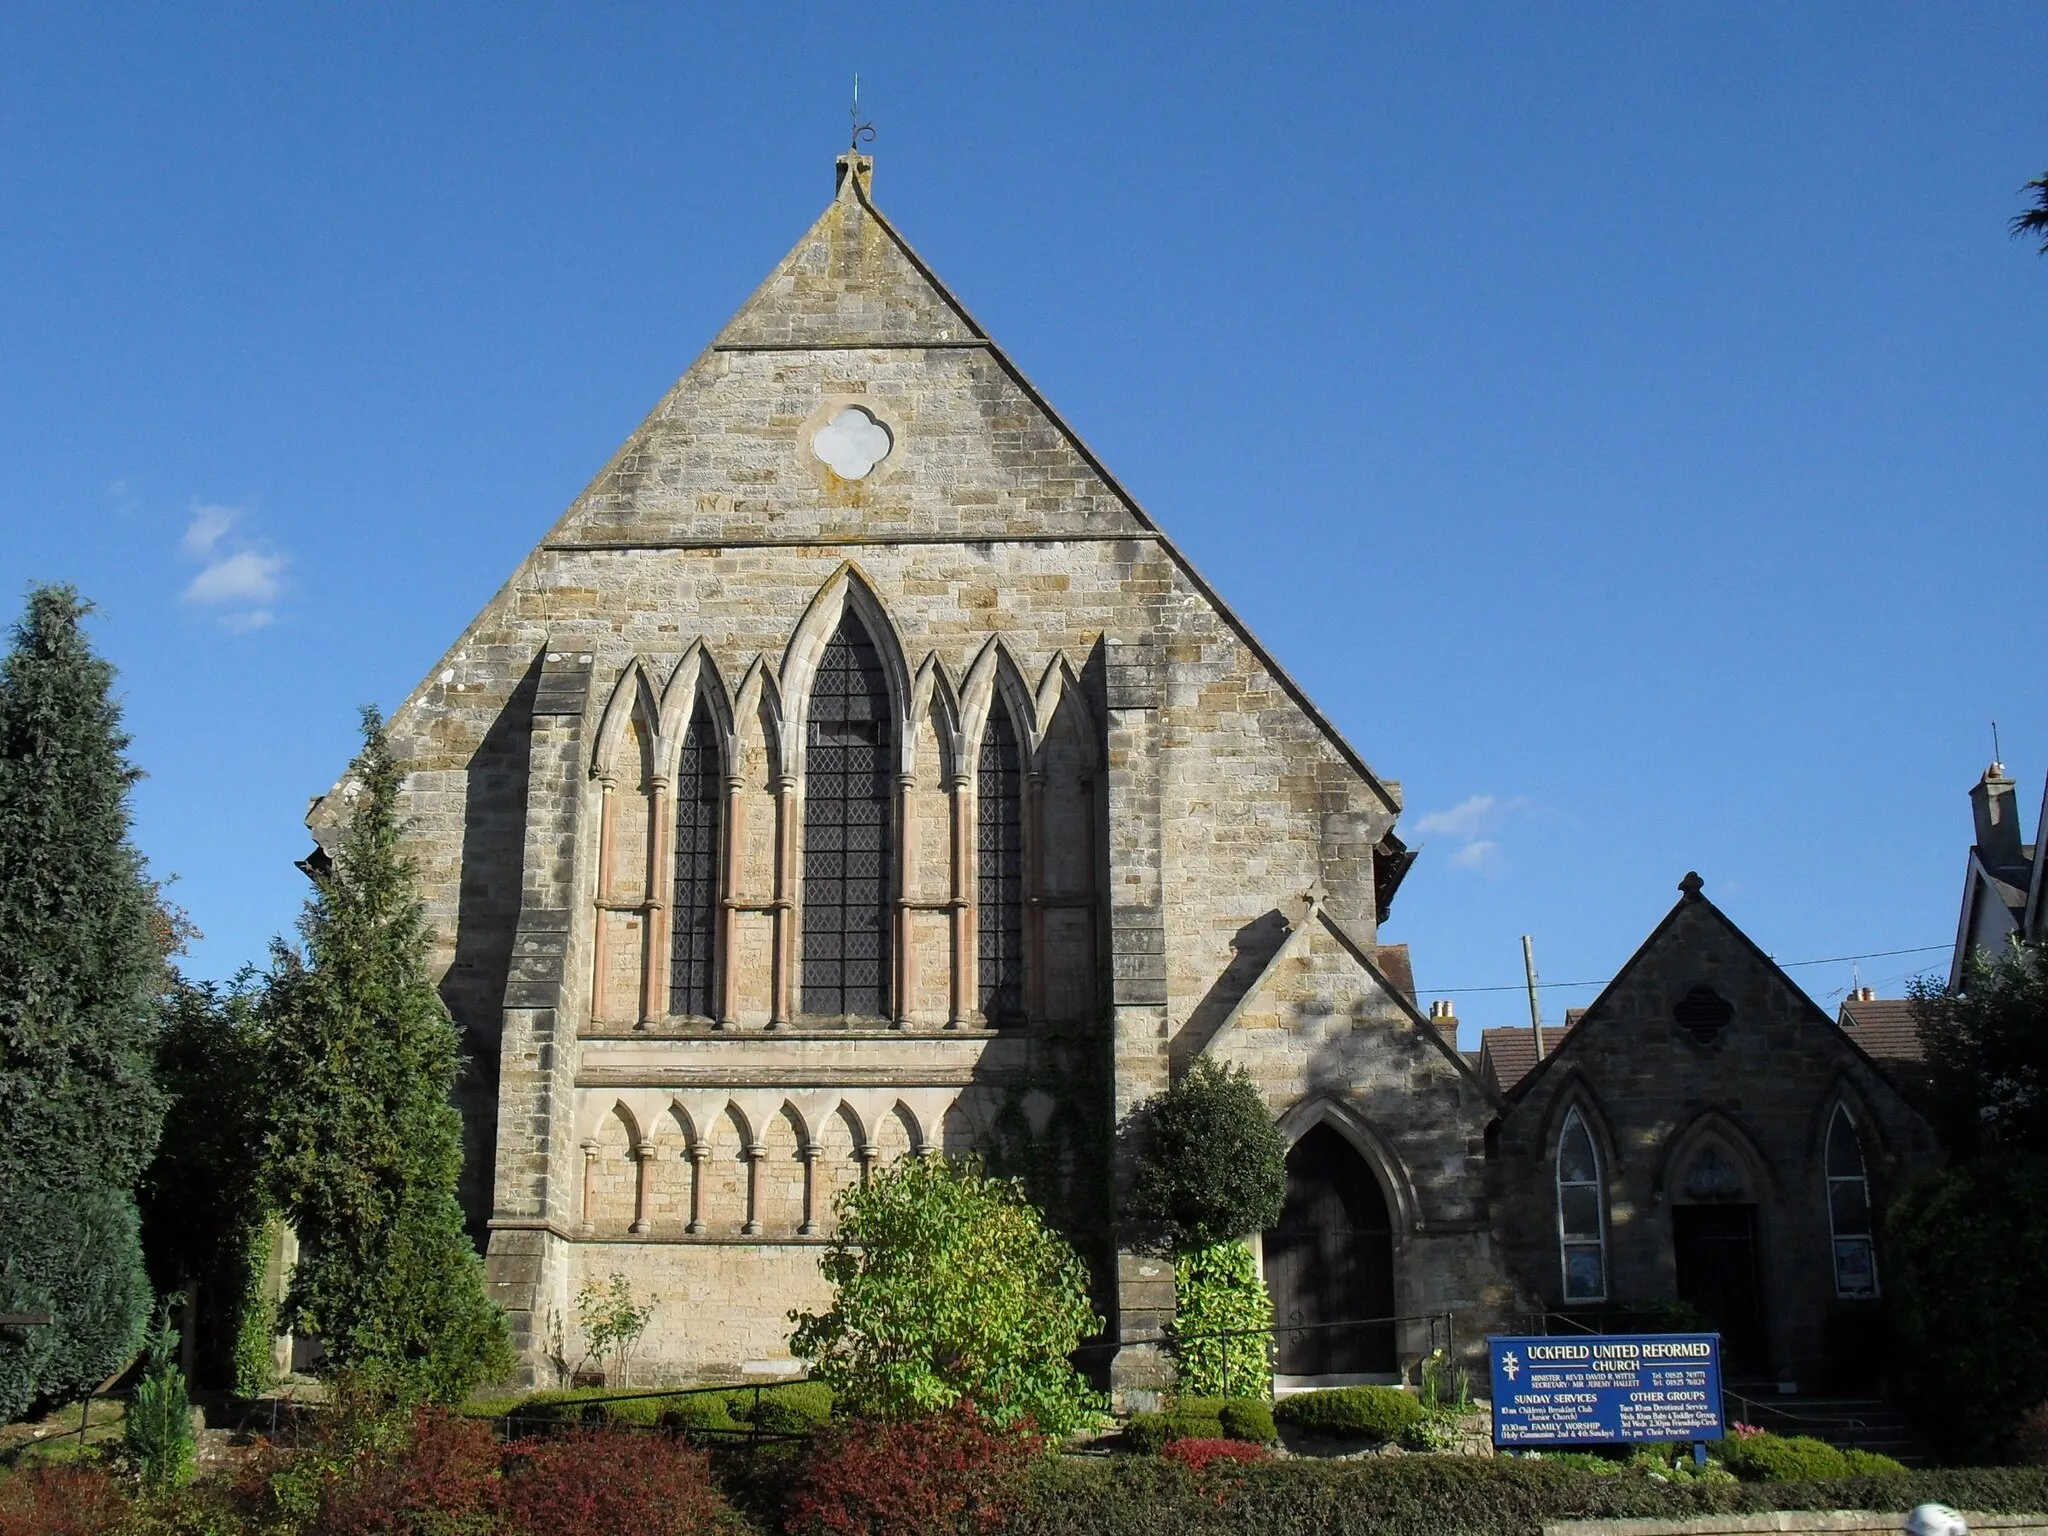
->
xmin=668 ymin=701 xmax=721 ymax=1019
xmin=801 ymin=617 xmax=892 ymax=1018
xmin=977 ymin=708 xmax=1025 ymax=1027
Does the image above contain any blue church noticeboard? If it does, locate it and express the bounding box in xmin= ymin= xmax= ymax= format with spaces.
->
xmin=1489 ymin=1334 xmax=1724 ymax=1445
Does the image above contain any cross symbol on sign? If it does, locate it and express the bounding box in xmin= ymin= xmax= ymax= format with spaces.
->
xmin=1503 ymin=1352 xmax=1521 ymax=1381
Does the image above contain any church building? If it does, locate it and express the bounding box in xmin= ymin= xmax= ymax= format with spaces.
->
xmin=312 ymin=151 xmax=1505 ymax=1395
xmin=313 ymin=154 xmax=1938 ymax=1401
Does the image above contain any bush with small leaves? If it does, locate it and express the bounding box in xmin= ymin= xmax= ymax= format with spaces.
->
xmin=496 ymin=1426 xmax=729 ymax=1536
xmin=1272 ymin=1384 xmax=1425 ymax=1441
xmin=1161 ymin=1437 xmax=1268 ymax=1472
xmin=785 ymin=1408 xmax=1043 ymax=1536
xmin=1716 ymin=1431 xmax=1854 ymax=1482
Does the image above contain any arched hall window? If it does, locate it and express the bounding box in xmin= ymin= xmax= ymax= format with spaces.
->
xmin=802 ymin=615 xmax=892 ymax=1018
xmin=1825 ymin=1106 xmax=1877 ymax=1298
xmin=669 ymin=700 xmax=721 ymax=1018
xmin=1557 ymin=1107 xmax=1607 ymax=1303
xmin=977 ymin=707 xmax=1025 ymax=1027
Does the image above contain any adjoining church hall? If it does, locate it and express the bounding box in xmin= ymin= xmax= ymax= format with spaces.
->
xmin=312 ymin=153 xmax=1939 ymax=1399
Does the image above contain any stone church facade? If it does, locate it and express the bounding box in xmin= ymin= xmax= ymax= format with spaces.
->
xmin=314 ymin=154 xmax=1936 ymax=1397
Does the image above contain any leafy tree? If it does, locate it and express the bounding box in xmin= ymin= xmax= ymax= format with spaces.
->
xmin=263 ymin=708 xmax=512 ymax=1403
xmin=138 ymin=974 xmax=276 ymax=1391
xmin=789 ymin=1155 xmax=1106 ymax=1435
xmin=575 ymin=1273 xmax=655 ymax=1387
xmin=1126 ymin=1058 xmax=1287 ymax=1251
xmin=2014 ymin=171 xmax=2048 ymax=254
xmin=1885 ymin=1153 xmax=2048 ymax=1461
xmin=1909 ymin=940 xmax=2048 ymax=1156
xmin=1170 ymin=1240 xmax=1273 ymax=1399
xmin=0 ymin=585 xmax=170 ymax=1419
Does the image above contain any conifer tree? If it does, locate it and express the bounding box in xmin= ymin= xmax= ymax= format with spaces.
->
xmin=0 ymin=585 xmax=168 ymax=1420
xmin=263 ymin=708 xmax=511 ymax=1402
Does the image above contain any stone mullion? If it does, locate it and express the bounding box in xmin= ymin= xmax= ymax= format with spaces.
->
xmin=770 ymin=774 xmax=796 ymax=1028
xmin=579 ymin=1139 xmax=599 ymax=1237
xmin=639 ymin=777 xmax=672 ymax=1026
xmin=741 ymin=1147 xmax=764 ymax=1235
xmin=717 ymin=774 xmax=744 ymax=1029
xmin=799 ymin=1147 xmax=820 ymax=1235
xmin=1025 ymin=768 xmax=1046 ymax=1023
xmin=949 ymin=772 xmax=972 ymax=1028
xmin=893 ymin=770 xmax=915 ymax=1028
xmin=591 ymin=779 xmax=616 ymax=1022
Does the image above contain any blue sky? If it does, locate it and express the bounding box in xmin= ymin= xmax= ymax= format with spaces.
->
xmin=4 ymin=5 xmax=2044 ymax=1042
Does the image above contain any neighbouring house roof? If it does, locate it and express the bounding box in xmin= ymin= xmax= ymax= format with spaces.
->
xmin=1835 ymin=995 xmax=1926 ymax=1068
xmin=1477 ymin=1009 xmax=1587 ymax=1097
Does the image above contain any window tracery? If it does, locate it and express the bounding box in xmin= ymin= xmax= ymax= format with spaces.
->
xmin=669 ymin=700 xmax=722 ymax=1019
xmin=1825 ymin=1105 xmax=1878 ymax=1298
xmin=801 ymin=615 xmax=893 ymax=1018
xmin=977 ymin=707 xmax=1025 ymax=1026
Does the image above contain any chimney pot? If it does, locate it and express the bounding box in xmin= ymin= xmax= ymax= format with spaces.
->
xmin=1428 ymin=999 xmax=1458 ymax=1037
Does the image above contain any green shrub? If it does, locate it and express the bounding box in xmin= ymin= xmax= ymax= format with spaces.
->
xmin=789 ymin=1155 xmax=1105 ymax=1434
xmin=1123 ymin=1408 xmax=1221 ymax=1453
xmin=1841 ymin=1448 xmax=1909 ymax=1477
xmin=0 ymin=1184 xmax=152 ymax=1423
xmin=1126 ymin=1060 xmax=1287 ymax=1250
xmin=663 ymin=1394 xmax=740 ymax=1434
xmin=1717 ymin=1432 xmax=1851 ymax=1482
xmin=1271 ymin=1385 xmax=1424 ymax=1441
xmin=1170 ymin=1241 xmax=1272 ymax=1400
xmin=122 ymin=1317 xmax=195 ymax=1490
xmin=998 ymin=1457 xmax=2048 ymax=1536
xmin=1216 ymin=1397 xmax=1276 ymax=1444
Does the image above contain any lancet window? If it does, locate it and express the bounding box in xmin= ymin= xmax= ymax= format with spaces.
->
xmin=977 ymin=708 xmax=1025 ymax=1027
xmin=1556 ymin=1107 xmax=1608 ymax=1303
xmin=669 ymin=701 xmax=722 ymax=1019
xmin=1825 ymin=1106 xmax=1877 ymax=1298
xmin=801 ymin=616 xmax=893 ymax=1018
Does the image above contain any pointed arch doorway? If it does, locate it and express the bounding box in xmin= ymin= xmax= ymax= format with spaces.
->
xmin=1264 ymin=1123 xmax=1396 ymax=1381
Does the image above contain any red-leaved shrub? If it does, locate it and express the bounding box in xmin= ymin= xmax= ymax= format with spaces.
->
xmin=496 ymin=1426 xmax=728 ymax=1536
xmin=785 ymin=1409 xmax=1043 ymax=1536
xmin=1161 ymin=1437 xmax=1269 ymax=1472
xmin=303 ymin=1409 xmax=501 ymax=1536
xmin=0 ymin=1463 xmax=130 ymax=1536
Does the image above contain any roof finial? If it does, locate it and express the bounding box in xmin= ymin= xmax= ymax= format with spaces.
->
xmin=849 ymin=73 xmax=875 ymax=153
xmin=1992 ymin=719 xmax=2004 ymax=775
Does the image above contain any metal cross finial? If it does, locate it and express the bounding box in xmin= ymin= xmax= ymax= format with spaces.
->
xmin=849 ymin=74 xmax=875 ymax=152
xmin=1992 ymin=720 xmax=2004 ymax=771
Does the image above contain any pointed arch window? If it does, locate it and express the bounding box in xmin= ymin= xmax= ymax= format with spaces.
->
xmin=802 ymin=615 xmax=893 ymax=1018
xmin=1557 ymin=1107 xmax=1608 ymax=1303
xmin=669 ymin=700 xmax=722 ymax=1019
xmin=1825 ymin=1106 xmax=1878 ymax=1297
xmin=978 ymin=706 xmax=1025 ymax=1027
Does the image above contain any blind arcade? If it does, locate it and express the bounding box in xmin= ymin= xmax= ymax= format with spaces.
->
xmin=1489 ymin=1333 xmax=1725 ymax=1446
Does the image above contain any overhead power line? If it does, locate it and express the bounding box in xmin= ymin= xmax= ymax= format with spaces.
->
xmin=1420 ymin=942 xmax=1950 ymax=997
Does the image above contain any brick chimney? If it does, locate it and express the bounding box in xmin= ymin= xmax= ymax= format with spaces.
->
xmin=1971 ymin=762 xmax=2025 ymax=870
xmin=1428 ymin=999 xmax=1459 ymax=1040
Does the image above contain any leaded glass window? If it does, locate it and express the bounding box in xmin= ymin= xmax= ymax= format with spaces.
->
xmin=669 ymin=701 xmax=721 ymax=1019
xmin=1826 ymin=1106 xmax=1878 ymax=1298
xmin=1557 ymin=1107 xmax=1607 ymax=1303
xmin=801 ymin=616 xmax=892 ymax=1018
xmin=978 ymin=708 xmax=1025 ymax=1027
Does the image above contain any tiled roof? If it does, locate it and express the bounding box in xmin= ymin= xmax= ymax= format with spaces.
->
xmin=1375 ymin=943 xmax=1416 ymax=1004
xmin=1477 ymin=1011 xmax=1586 ymax=1096
xmin=1837 ymin=997 xmax=1926 ymax=1066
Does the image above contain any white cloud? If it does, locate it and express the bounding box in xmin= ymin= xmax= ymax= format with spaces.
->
xmin=1449 ymin=840 xmax=1499 ymax=870
xmin=1415 ymin=794 xmax=1497 ymax=838
xmin=182 ymin=500 xmax=238 ymax=558
xmin=183 ymin=548 xmax=284 ymax=606
xmin=178 ymin=499 xmax=287 ymax=629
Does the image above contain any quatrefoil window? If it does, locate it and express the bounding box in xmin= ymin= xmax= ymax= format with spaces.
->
xmin=813 ymin=406 xmax=894 ymax=479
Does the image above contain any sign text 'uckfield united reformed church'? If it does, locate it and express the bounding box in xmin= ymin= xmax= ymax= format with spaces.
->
xmin=1488 ymin=1334 xmax=1725 ymax=1445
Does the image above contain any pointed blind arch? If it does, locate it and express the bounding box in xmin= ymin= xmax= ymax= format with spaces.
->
xmin=802 ymin=614 xmax=893 ymax=1018
xmin=1557 ymin=1107 xmax=1608 ymax=1303
xmin=977 ymin=704 xmax=1025 ymax=1026
xmin=1825 ymin=1106 xmax=1878 ymax=1298
xmin=669 ymin=700 xmax=722 ymax=1019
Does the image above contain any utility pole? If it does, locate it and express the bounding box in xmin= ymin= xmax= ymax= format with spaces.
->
xmin=1523 ymin=935 xmax=1545 ymax=1060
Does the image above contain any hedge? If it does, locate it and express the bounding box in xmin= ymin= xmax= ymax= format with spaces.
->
xmin=998 ymin=1459 xmax=2048 ymax=1536
xmin=1124 ymin=1397 xmax=1273 ymax=1452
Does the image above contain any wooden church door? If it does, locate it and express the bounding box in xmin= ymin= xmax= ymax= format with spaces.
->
xmin=1672 ymin=1203 xmax=1768 ymax=1376
xmin=1264 ymin=1124 xmax=1396 ymax=1377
